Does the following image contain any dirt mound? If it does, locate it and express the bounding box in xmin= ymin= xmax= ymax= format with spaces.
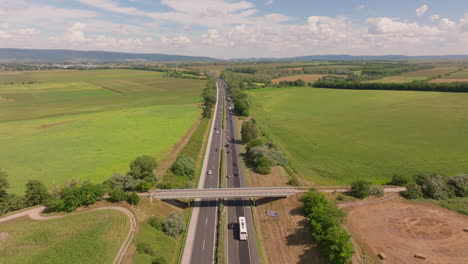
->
xmin=345 ymin=200 xmax=468 ymax=264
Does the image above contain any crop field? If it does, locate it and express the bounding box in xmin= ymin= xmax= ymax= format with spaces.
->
xmin=271 ymin=74 xmax=331 ymax=83
xmin=248 ymin=87 xmax=468 ymax=184
xmin=370 ymin=67 xmax=461 ymax=83
xmin=0 ymin=69 xmax=206 ymax=193
xmin=0 ymin=210 xmax=129 ymax=264
xmin=444 ymin=68 xmax=468 ymax=79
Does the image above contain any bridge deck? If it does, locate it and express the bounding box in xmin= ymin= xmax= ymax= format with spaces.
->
xmin=148 ymin=187 xmax=306 ymax=199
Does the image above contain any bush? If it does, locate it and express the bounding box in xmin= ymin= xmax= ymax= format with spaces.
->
xmin=370 ymin=186 xmax=384 ymax=197
xmin=171 ymin=156 xmax=196 ymax=178
xmin=152 ymin=256 xmax=167 ymax=264
xmin=288 ymin=177 xmax=300 ymax=186
xmin=349 ymin=180 xmax=371 ymax=199
xmin=108 ymin=189 xmax=127 ymax=202
xmin=241 ymin=119 xmax=260 ymax=143
xmin=162 ymin=212 xmax=186 ymax=237
xmin=401 ymin=183 xmax=423 ymax=199
xmin=126 ymin=192 xmax=140 ymax=205
xmin=254 ymin=157 xmax=271 ymax=175
xmin=448 ymin=174 xmax=468 ymax=197
xmin=415 ymin=174 xmax=453 ymax=200
xmin=137 ymin=243 xmax=156 ymax=256
xmin=53 ymin=183 xmax=104 ymax=212
xmin=389 ymin=174 xmax=410 ymax=186
xmin=148 ymin=216 xmax=162 ymax=230
xmin=137 ymin=179 xmax=155 ymax=192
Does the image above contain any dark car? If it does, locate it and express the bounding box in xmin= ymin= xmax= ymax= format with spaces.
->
xmin=233 ymin=162 xmax=238 ymax=166
xmin=228 ymin=223 xmax=235 ymax=229
xmin=234 ymin=173 xmax=239 ymax=177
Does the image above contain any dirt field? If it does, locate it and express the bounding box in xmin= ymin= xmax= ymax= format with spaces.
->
xmin=430 ymin=78 xmax=468 ymax=83
xmin=345 ymin=199 xmax=468 ymax=264
xmin=271 ymin=74 xmax=329 ymax=84
xmin=249 ymin=166 xmax=327 ymax=264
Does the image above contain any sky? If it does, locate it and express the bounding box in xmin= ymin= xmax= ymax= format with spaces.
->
xmin=1 ymin=0 xmax=468 ymax=58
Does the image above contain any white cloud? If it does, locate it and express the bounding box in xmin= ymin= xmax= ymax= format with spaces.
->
xmin=65 ymin=22 xmax=88 ymax=43
xmin=416 ymin=4 xmax=429 ymax=17
xmin=264 ymin=0 xmax=274 ymax=5
xmin=161 ymin=35 xmax=192 ymax=47
xmin=429 ymin=14 xmax=440 ymax=21
xmin=357 ymin=5 xmax=365 ymax=10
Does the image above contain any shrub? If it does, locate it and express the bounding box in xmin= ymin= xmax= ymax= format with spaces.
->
xmin=108 ymin=189 xmax=127 ymax=202
xmin=349 ymin=180 xmax=371 ymax=199
xmin=415 ymin=174 xmax=453 ymax=200
xmin=241 ymin=119 xmax=260 ymax=143
xmin=401 ymin=182 xmax=423 ymax=199
xmin=254 ymin=157 xmax=271 ymax=175
xmin=171 ymin=156 xmax=196 ymax=178
xmin=162 ymin=212 xmax=186 ymax=237
xmin=126 ymin=192 xmax=140 ymax=205
xmin=288 ymin=177 xmax=300 ymax=186
xmin=448 ymin=174 xmax=468 ymax=197
xmin=148 ymin=216 xmax=162 ymax=230
xmin=137 ymin=179 xmax=155 ymax=192
xmin=370 ymin=186 xmax=384 ymax=197
xmin=53 ymin=183 xmax=104 ymax=212
xmin=152 ymin=257 xmax=167 ymax=264
xmin=389 ymin=174 xmax=410 ymax=186
xmin=137 ymin=243 xmax=156 ymax=256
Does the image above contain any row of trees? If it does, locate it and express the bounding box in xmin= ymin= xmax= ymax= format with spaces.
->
xmin=390 ymin=173 xmax=468 ymax=200
xmin=222 ymin=71 xmax=252 ymax=116
xmin=0 ymin=155 xmax=157 ymax=215
xmin=302 ymin=190 xmax=354 ymax=264
xmin=202 ymin=78 xmax=217 ymax=118
xmin=313 ymin=80 xmax=468 ymax=93
xmin=241 ymin=119 xmax=288 ymax=174
xmin=277 ymin=79 xmax=306 ymax=87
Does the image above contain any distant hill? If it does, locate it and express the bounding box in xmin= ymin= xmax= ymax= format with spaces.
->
xmin=234 ymin=54 xmax=468 ymax=61
xmin=0 ymin=48 xmax=217 ymax=62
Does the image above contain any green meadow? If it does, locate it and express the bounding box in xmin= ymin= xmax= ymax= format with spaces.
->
xmin=248 ymin=87 xmax=468 ymax=184
xmin=0 ymin=210 xmax=129 ymax=264
xmin=0 ymin=69 xmax=205 ymax=193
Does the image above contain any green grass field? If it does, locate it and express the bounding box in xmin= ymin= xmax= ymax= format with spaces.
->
xmin=445 ymin=68 xmax=468 ymax=79
xmin=371 ymin=67 xmax=461 ymax=83
xmin=248 ymin=87 xmax=468 ymax=184
xmin=0 ymin=210 xmax=129 ymax=264
xmin=0 ymin=69 xmax=205 ymax=193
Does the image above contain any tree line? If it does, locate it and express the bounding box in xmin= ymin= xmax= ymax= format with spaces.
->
xmin=302 ymin=190 xmax=354 ymax=264
xmin=0 ymin=155 xmax=162 ymax=215
xmin=222 ymin=71 xmax=251 ymax=116
xmin=313 ymin=80 xmax=468 ymax=93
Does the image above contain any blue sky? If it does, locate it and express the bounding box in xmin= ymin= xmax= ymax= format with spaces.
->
xmin=1 ymin=0 xmax=468 ymax=58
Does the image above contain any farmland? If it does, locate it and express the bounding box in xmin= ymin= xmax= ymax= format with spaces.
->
xmin=0 ymin=69 xmax=206 ymax=193
xmin=371 ymin=67 xmax=461 ymax=83
xmin=271 ymin=74 xmax=333 ymax=84
xmin=248 ymin=87 xmax=468 ymax=184
xmin=0 ymin=209 xmax=129 ymax=264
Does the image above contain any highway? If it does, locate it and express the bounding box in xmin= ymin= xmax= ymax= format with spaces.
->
xmin=221 ymin=78 xmax=260 ymax=264
xmin=184 ymin=76 xmax=224 ymax=264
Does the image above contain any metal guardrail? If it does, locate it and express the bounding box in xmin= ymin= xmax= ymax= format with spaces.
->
xmin=148 ymin=187 xmax=306 ymax=199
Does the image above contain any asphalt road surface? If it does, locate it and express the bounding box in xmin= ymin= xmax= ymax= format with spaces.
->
xmin=221 ymin=78 xmax=260 ymax=264
xmin=189 ymin=77 xmax=224 ymax=264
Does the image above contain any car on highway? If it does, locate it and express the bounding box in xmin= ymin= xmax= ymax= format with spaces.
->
xmin=233 ymin=162 xmax=238 ymax=166
xmin=208 ymin=170 xmax=212 ymax=175
xmin=228 ymin=223 xmax=235 ymax=229
xmin=234 ymin=173 xmax=239 ymax=177
xmin=216 ymin=130 xmax=219 ymax=134
xmin=226 ymin=175 xmax=230 ymax=178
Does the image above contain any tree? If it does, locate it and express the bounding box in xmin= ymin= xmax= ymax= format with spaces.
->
xmin=108 ymin=189 xmax=127 ymax=202
xmin=241 ymin=119 xmax=260 ymax=143
xmin=126 ymin=192 xmax=140 ymax=205
xmin=0 ymin=169 xmax=9 ymax=200
xmin=152 ymin=257 xmax=167 ymax=264
xmin=137 ymin=179 xmax=155 ymax=192
xmin=24 ymin=180 xmax=49 ymax=206
xmin=171 ymin=156 xmax=195 ymax=178
xmin=389 ymin=174 xmax=410 ymax=186
xmin=162 ymin=211 xmax=186 ymax=237
xmin=129 ymin=155 xmax=157 ymax=180
xmin=320 ymin=224 xmax=355 ymax=264
xmin=401 ymin=183 xmax=423 ymax=199
xmin=349 ymin=180 xmax=371 ymax=199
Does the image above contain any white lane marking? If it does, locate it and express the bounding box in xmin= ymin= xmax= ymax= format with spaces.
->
xmin=202 ymin=239 xmax=206 ymax=251
xmin=205 ymin=217 xmax=208 ymax=226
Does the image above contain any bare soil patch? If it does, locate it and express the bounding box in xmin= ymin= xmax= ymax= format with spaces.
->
xmin=272 ymin=74 xmax=328 ymax=84
xmin=344 ymin=199 xmax=468 ymax=264
xmin=430 ymin=78 xmax=468 ymax=83
xmin=0 ymin=232 xmax=10 ymax=245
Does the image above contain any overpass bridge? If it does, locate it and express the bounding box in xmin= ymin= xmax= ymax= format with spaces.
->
xmin=147 ymin=187 xmax=307 ymax=200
